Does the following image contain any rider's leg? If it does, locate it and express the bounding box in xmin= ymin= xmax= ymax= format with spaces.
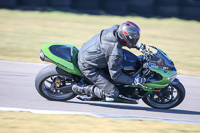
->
xmin=73 ymin=61 xmax=119 ymax=101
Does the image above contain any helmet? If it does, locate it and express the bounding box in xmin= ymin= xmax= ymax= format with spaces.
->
xmin=117 ymin=21 xmax=141 ymax=48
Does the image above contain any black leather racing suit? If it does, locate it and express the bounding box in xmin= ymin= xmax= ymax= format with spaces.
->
xmin=78 ymin=25 xmax=134 ymax=98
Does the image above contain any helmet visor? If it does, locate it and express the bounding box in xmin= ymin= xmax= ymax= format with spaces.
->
xmin=127 ymin=37 xmax=139 ymax=48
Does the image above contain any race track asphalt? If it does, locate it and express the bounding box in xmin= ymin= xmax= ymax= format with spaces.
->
xmin=0 ymin=60 xmax=200 ymax=123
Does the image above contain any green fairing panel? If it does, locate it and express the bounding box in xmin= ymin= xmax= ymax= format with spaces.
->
xmin=41 ymin=43 xmax=84 ymax=76
xmin=144 ymin=67 xmax=176 ymax=89
xmin=130 ymin=67 xmax=176 ymax=91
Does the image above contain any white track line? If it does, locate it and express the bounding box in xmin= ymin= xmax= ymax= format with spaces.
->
xmin=0 ymin=107 xmax=98 ymax=116
xmin=0 ymin=107 xmax=199 ymax=124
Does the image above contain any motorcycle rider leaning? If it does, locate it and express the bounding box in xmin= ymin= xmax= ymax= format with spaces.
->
xmin=72 ymin=21 xmax=145 ymax=101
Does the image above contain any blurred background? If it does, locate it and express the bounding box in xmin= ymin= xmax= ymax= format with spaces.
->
xmin=0 ymin=0 xmax=200 ymax=20
xmin=0 ymin=0 xmax=200 ymax=76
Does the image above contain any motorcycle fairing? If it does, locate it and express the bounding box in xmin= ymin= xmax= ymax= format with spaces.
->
xmin=41 ymin=43 xmax=84 ymax=76
xmin=143 ymin=67 xmax=177 ymax=89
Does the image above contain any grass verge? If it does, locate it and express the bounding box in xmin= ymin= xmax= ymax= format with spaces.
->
xmin=0 ymin=9 xmax=200 ymax=76
xmin=0 ymin=111 xmax=200 ymax=133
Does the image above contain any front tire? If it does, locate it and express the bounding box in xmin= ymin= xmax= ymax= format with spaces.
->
xmin=142 ymin=82 xmax=185 ymax=109
xmin=35 ymin=65 xmax=77 ymax=101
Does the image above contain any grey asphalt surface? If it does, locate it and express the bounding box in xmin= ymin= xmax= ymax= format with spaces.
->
xmin=0 ymin=60 xmax=200 ymax=123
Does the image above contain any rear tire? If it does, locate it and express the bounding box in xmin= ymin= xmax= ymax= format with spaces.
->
xmin=142 ymin=82 xmax=185 ymax=109
xmin=35 ymin=65 xmax=77 ymax=101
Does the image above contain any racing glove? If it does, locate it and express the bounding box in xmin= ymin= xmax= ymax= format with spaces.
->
xmin=132 ymin=77 xmax=146 ymax=86
xmin=136 ymin=43 xmax=146 ymax=51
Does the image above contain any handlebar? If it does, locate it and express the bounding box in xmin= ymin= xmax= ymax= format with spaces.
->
xmin=136 ymin=43 xmax=153 ymax=60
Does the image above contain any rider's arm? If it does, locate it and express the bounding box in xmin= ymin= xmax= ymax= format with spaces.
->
xmin=107 ymin=43 xmax=134 ymax=85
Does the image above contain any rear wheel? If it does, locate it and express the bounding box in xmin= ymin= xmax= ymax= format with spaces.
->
xmin=35 ymin=65 xmax=77 ymax=101
xmin=142 ymin=82 xmax=185 ymax=109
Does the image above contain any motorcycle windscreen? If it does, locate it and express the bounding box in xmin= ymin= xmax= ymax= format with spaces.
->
xmin=149 ymin=49 xmax=176 ymax=71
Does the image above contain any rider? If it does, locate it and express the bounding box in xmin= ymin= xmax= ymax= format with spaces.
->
xmin=72 ymin=21 xmax=145 ymax=101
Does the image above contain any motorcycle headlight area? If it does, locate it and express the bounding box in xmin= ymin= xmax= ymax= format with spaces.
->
xmin=167 ymin=73 xmax=177 ymax=82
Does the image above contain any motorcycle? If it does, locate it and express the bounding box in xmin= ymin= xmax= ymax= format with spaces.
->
xmin=35 ymin=43 xmax=185 ymax=109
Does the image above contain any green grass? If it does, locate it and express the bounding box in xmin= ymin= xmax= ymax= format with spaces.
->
xmin=0 ymin=111 xmax=199 ymax=133
xmin=0 ymin=9 xmax=200 ymax=76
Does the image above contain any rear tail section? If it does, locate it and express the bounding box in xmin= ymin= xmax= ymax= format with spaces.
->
xmin=40 ymin=43 xmax=83 ymax=76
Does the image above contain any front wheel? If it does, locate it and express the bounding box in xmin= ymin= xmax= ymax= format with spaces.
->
xmin=142 ymin=82 xmax=185 ymax=109
xmin=35 ymin=65 xmax=77 ymax=101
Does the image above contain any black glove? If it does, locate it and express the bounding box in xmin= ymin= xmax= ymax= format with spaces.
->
xmin=135 ymin=43 xmax=146 ymax=51
xmin=132 ymin=77 xmax=146 ymax=86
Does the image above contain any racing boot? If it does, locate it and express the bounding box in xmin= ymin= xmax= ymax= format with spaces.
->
xmin=103 ymin=83 xmax=119 ymax=102
xmin=72 ymin=84 xmax=119 ymax=102
xmin=92 ymin=87 xmax=118 ymax=102
xmin=104 ymin=89 xmax=119 ymax=102
xmin=72 ymin=84 xmax=94 ymax=96
xmin=72 ymin=84 xmax=101 ymax=101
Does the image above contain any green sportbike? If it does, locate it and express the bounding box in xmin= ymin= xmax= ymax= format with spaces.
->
xmin=35 ymin=43 xmax=185 ymax=109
